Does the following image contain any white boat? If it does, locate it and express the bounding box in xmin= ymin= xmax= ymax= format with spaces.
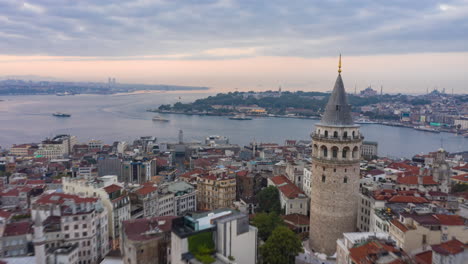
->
xmin=152 ymin=115 xmax=169 ymax=122
xmin=229 ymin=113 xmax=252 ymax=120
xmin=355 ymin=118 xmax=377 ymax=124
xmin=414 ymin=126 xmax=440 ymax=133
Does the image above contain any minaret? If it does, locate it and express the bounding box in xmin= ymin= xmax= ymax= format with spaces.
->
xmin=309 ymin=55 xmax=363 ymax=255
xmin=33 ymin=211 xmax=46 ymax=264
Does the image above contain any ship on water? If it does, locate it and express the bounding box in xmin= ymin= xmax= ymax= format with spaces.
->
xmin=56 ymin=92 xmax=75 ymax=96
xmin=229 ymin=113 xmax=252 ymax=120
xmin=355 ymin=117 xmax=377 ymax=124
xmin=152 ymin=115 xmax=169 ymax=122
xmin=414 ymin=126 xmax=440 ymax=133
xmin=52 ymin=112 xmax=71 ymax=117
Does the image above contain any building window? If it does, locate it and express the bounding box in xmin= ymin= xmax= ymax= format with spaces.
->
xmin=344 ymin=177 xmax=348 ymax=183
xmin=322 ymin=175 xmax=326 ymax=182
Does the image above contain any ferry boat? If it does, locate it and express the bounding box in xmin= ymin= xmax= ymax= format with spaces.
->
xmin=52 ymin=112 xmax=71 ymax=117
xmin=229 ymin=113 xmax=252 ymax=120
xmin=56 ymin=92 xmax=75 ymax=96
xmin=414 ymin=126 xmax=440 ymax=133
xmin=355 ymin=118 xmax=377 ymax=124
xmin=152 ymin=115 xmax=169 ymax=122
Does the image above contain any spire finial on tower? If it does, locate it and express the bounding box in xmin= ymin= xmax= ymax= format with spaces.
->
xmin=338 ymin=54 xmax=342 ymax=74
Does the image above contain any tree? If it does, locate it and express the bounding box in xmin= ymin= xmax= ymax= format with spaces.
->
xmin=252 ymin=212 xmax=284 ymax=241
xmin=260 ymin=226 xmax=303 ymax=264
xmin=256 ymin=186 xmax=281 ymax=214
xmin=452 ymin=183 xmax=468 ymax=193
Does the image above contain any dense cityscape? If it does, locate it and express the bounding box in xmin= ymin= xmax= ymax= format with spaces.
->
xmin=1 ymin=1 xmax=468 ymax=263
xmin=0 ymin=63 xmax=466 ymax=264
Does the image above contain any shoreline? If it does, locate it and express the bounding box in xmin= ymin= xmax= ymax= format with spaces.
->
xmin=147 ymin=109 xmax=466 ymax=136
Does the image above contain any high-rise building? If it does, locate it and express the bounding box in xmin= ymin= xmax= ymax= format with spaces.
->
xmin=309 ymin=56 xmax=363 ymax=255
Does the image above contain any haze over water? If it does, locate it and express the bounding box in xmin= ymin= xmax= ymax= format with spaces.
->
xmin=0 ymin=92 xmax=466 ymax=159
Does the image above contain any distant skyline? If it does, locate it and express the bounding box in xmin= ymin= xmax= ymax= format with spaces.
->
xmin=1 ymin=1 xmax=468 ymax=93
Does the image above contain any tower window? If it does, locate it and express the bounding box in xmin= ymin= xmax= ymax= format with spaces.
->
xmin=334 ymin=168 xmax=336 ymax=172
xmin=322 ymin=146 xmax=328 ymax=158
xmin=333 ymin=131 xmax=338 ymax=138
xmin=332 ymin=147 xmax=338 ymax=158
xmin=343 ymin=131 xmax=348 ymax=138
xmin=344 ymin=177 xmax=348 ymax=183
xmin=324 ymin=131 xmax=328 ymax=138
xmin=322 ymin=175 xmax=326 ymax=182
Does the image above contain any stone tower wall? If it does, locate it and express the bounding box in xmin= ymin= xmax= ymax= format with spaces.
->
xmin=309 ymin=124 xmax=362 ymax=255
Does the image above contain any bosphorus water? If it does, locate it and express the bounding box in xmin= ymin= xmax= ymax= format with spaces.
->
xmin=0 ymin=92 xmax=466 ymax=158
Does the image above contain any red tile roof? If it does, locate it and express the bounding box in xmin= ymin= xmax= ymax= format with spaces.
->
xmin=453 ymin=164 xmax=468 ymax=171
xmin=452 ymin=173 xmax=468 ymax=183
xmin=433 ymin=214 xmax=466 ymax=226
xmin=4 ymin=222 xmax=32 ymax=236
xmin=270 ymin=175 xmax=289 ymax=185
xmin=135 ymin=185 xmax=158 ymax=196
xmin=388 ymin=196 xmax=429 ymax=204
xmin=26 ymin=179 xmax=46 ymax=185
xmin=349 ymin=240 xmax=400 ymax=264
xmin=123 ymin=216 xmax=177 ymax=241
xmin=282 ymin=214 xmax=309 ymax=225
xmin=270 ymin=175 xmax=305 ymax=199
xmin=391 ymin=219 xmax=409 ymax=232
xmin=431 ymin=239 xmax=467 ymax=255
xmin=427 ymin=191 xmax=448 ymax=197
xmin=278 ymin=184 xmax=305 ymax=199
xmin=103 ymin=184 xmax=122 ymax=194
xmin=0 ymin=209 xmax=12 ymax=219
xmin=179 ymin=169 xmax=205 ymax=179
xmin=236 ymin=170 xmax=248 ymax=177
xmin=396 ymin=176 xmax=438 ymax=185
xmin=414 ymin=251 xmax=432 ymax=264
xmin=388 ymin=162 xmax=420 ymax=176
xmin=1 ymin=187 xmax=33 ymax=197
xmin=35 ymin=192 xmax=98 ymax=205
xmin=367 ymin=169 xmax=385 ymax=176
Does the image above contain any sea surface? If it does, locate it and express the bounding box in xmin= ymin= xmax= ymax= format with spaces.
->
xmin=0 ymin=92 xmax=466 ymax=159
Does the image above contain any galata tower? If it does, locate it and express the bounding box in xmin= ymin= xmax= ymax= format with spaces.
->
xmin=309 ymin=55 xmax=363 ymax=255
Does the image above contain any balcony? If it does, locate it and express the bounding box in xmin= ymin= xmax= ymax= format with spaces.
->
xmin=311 ymin=133 xmax=364 ymax=143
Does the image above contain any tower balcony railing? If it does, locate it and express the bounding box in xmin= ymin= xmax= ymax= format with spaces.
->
xmin=310 ymin=133 xmax=364 ymax=143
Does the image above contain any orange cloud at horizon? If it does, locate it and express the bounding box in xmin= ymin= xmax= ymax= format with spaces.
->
xmin=0 ymin=52 xmax=467 ymax=93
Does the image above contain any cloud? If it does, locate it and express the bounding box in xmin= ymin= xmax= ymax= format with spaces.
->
xmin=0 ymin=0 xmax=467 ymax=58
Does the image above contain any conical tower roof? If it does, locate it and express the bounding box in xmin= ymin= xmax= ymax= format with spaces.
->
xmin=319 ymin=56 xmax=355 ymax=126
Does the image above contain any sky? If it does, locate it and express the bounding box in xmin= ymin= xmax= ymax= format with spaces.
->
xmin=0 ymin=0 xmax=468 ymax=93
